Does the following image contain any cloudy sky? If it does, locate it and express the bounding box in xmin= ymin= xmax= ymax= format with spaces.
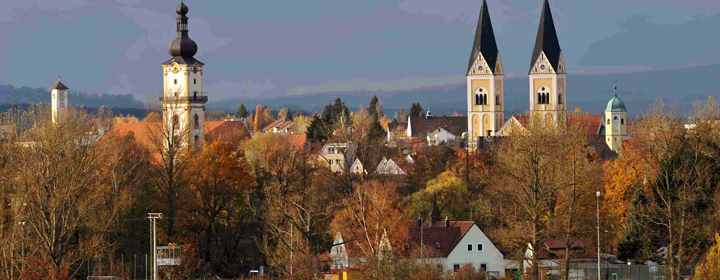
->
xmin=0 ymin=0 xmax=718 ymax=102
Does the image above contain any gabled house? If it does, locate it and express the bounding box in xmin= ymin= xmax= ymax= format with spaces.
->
xmin=408 ymin=218 xmax=506 ymax=277
xmin=375 ymin=156 xmax=414 ymax=175
xmin=319 ymin=142 xmax=357 ymax=174
xmin=261 ymin=119 xmax=294 ymax=134
xmin=524 ymin=238 xmax=621 ymax=279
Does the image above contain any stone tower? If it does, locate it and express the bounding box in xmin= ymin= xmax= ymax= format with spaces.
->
xmin=161 ymin=0 xmax=207 ymax=147
xmin=467 ymin=0 xmax=504 ymax=139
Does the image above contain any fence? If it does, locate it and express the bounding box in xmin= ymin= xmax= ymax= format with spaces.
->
xmin=545 ymin=263 xmax=667 ymax=280
xmin=86 ymin=254 xmax=151 ymax=280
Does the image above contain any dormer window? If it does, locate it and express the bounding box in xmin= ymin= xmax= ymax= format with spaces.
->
xmin=404 ymin=243 xmax=410 ymax=250
xmin=435 ymin=242 xmax=441 ymax=249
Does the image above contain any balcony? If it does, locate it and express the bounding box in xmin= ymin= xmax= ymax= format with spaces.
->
xmin=160 ymin=95 xmax=208 ymax=102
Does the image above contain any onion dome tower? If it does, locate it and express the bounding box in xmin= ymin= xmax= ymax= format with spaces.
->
xmin=605 ymin=87 xmax=627 ymax=151
xmin=161 ymin=0 xmax=207 ymax=148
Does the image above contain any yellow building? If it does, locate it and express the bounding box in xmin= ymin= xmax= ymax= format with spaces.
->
xmin=466 ymin=0 xmax=504 ymax=139
xmin=528 ymin=0 xmax=566 ymax=125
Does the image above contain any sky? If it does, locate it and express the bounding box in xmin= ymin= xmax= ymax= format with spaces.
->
xmin=0 ymin=0 xmax=719 ymax=103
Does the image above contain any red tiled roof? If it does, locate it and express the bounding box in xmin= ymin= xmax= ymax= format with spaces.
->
xmin=50 ymin=81 xmax=69 ymax=90
xmin=261 ymin=119 xmax=294 ymax=133
xmin=406 ymin=220 xmax=476 ymax=257
xmin=409 ymin=117 xmax=467 ymax=137
xmin=100 ymin=120 xmax=250 ymax=164
xmin=568 ymin=115 xmax=603 ymax=135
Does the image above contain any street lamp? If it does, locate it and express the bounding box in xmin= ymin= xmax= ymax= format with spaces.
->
xmin=19 ymin=221 xmax=25 ymax=271
xmin=596 ymin=191 xmax=601 ymax=280
xmin=148 ymin=213 xmax=163 ymax=280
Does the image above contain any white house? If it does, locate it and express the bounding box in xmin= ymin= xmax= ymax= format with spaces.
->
xmin=375 ymin=157 xmax=406 ymax=175
xmin=409 ymin=219 xmax=506 ymax=277
xmin=427 ymin=127 xmax=457 ymax=146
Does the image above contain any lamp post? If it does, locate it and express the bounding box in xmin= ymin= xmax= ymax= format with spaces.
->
xmin=19 ymin=221 xmax=25 ymax=271
xmin=148 ymin=213 xmax=162 ymax=280
xmin=596 ymin=191 xmax=601 ymax=280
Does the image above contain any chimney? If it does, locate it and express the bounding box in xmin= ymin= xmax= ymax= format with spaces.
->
xmin=417 ymin=218 xmax=422 ymax=228
xmin=445 ymin=217 xmax=450 ymax=228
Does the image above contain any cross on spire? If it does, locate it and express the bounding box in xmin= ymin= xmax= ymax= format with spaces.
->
xmin=614 ymin=86 xmax=618 ymax=97
xmin=57 ymin=72 xmax=62 ymax=82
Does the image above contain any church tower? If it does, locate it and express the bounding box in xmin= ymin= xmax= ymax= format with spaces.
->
xmin=161 ymin=1 xmax=207 ymax=147
xmin=467 ymin=0 xmax=504 ymax=139
xmin=605 ymin=87 xmax=627 ymax=151
xmin=528 ymin=0 xmax=566 ymax=124
xmin=51 ymin=78 xmax=69 ymax=123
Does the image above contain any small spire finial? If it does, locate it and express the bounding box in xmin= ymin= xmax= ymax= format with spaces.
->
xmin=57 ymin=72 xmax=62 ymax=82
xmin=614 ymin=86 xmax=618 ymax=97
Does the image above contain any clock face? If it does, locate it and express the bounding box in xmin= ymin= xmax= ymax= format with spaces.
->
xmin=538 ymin=63 xmax=548 ymax=72
xmin=172 ymin=65 xmax=180 ymax=74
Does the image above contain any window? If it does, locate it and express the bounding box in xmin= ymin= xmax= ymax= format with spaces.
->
xmin=537 ymin=87 xmax=550 ymax=104
xmin=607 ymin=119 xmax=610 ymax=125
xmin=496 ymin=94 xmax=501 ymax=105
xmin=327 ymin=159 xmax=332 ymax=165
xmin=621 ymin=118 xmax=625 ymax=125
xmin=193 ymin=114 xmax=199 ymax=129
xmin=172 ymin=115 xmax=179 ymax=128
xmin=194 ymin=135 xmax=199 ymax=144
xmin=453 ymin=264 xmax=461 ymax=272
xmin=174 ymin=79 xmax=177 ymax=85
xmin=404 ymin=243 xmax=410 ymax=250
xmin=467 ymin=244 xmax=473 ymax=252
xmin=435 ymin=242 xmax=441 ymax=249
xmin=475 ymin=88 xmax=487 ymax=105
xmin=477 ymin=243 xmax=484 ymax=251
xmin=480 ymin=263 xmax=487 ymax=272
xmin=194 ymin=78 xmax=197 ymax=85
xmin=558 ymin=87 xmax=563 ymax=104
xmin=437 ymin=265 xmax=444 ymax=271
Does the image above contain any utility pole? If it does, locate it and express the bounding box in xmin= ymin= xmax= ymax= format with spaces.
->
xmin=148 ymin=213 xmax=162 ymax=280
xmin=596 ymin=191 xmax=601 ymax=280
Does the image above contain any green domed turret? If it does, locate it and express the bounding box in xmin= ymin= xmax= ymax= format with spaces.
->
xmin=606 ymin=87 xmax=626 ymax=112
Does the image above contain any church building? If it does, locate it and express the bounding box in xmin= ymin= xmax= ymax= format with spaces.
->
xmin=468 ymin=0 xmax=628 ymax=152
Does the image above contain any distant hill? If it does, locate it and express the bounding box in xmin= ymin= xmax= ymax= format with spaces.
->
xmin=209 ymin=64 xmax=720 ymax=118
xmin=0 ymin=84 xmax=144 ymax=109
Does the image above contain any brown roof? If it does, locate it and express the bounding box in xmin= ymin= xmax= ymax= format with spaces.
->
xmin=568 ymin=115 xmax=603 ymax=135
xmin=50 ymin=81 xmax=69 ymax=90
xmin=409 ymin=117 xmax=467 ymax=138
xmin=406 ymin=220 xmax=476 ymax=257
xmin=251 ymin=133 xmax=306 ymax=149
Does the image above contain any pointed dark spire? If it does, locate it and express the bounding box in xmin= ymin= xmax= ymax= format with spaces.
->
xmin=529 ymin=0 xmax=562 ymax=74
xmin=430 ymin=192 xmax=442 ymax=225
xmin=466 ymin=0 xmax=499 ymax=75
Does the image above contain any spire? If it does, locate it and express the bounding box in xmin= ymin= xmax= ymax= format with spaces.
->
xmin=166 ymin=1 xmax=202 ymax=65
xmin=467 ymin=0 xmax=499 ymax=75
xmin=529 ymin=0 xmax=562 ymax=74
xmin=430 ymin=192 xmax=441 ymax=225
xmin=614 ymin=86 xmax=618 ymax=98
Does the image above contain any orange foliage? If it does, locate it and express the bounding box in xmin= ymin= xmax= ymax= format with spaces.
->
xmin=603 ymin=137 xmax=649 ymax=245
xmin=331 ymin=181 xmax=408 ymax=258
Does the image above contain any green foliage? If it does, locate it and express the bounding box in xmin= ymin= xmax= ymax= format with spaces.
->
xmin=406 ymin=171 xmax=471 ymax=220
xmin=408 ymin=103 xmax=424 ymax=118
xmin=235 ymin=103 xmax=248 ymax=118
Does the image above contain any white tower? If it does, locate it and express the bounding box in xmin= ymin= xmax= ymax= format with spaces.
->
xmin=51 ymin=78 xmax=69 ymax=123
xmin=161 ymin=1 xmax=207 ymax=147
xmin=605 ymin=87 xmax=627 ymax=152
xmin=467 ymin=0 xmax=504 ymax=140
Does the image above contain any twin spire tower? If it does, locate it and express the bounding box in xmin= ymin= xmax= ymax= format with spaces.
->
xmin=467 ymin=0 xmax=566 ymax=137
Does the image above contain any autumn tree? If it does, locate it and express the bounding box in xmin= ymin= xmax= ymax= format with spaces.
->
xmin=393 ymin=107 xmax=406 ymax=123
xmin=186 ymin=139 xmax=255 ymax=272
xmin=692 ymin=233 xmax=720 ymax=280
xmin=254 ymin=104 xmax=263 ymax=132
xmin=331 ymin=181 xmax=408 ymax=276
xmin=3 ymin=107 xmax=126 ymax=278
xmin=406 ymin=171 xmax=472 ymax=221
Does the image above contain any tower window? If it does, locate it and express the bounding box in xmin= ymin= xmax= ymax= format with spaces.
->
xmin=174 ymin=79 xmax=177 ymax=85
xmin=537 ymin=87 xmax=550 ymax=104
xmin=475 ymin=88 xmax=487 ymax=105
xmin=558 ymin=87 xmax=563 ymax=104
xmin=194 ymin=135 xmax=199 ymax=144
xmin=607 ymin=119 xmax=610 ymax=125
xmin=496 ymin=94 xmax=501 ymax=105
xmin=172 ymin=115 xmax=179 ymax=128
xmin=621 ymin=119 xmax=625 ymax=125
xmin=194 ymin=78 xmax=197 ymax=85
xmin=193 ymin=114 xmax=199 ymax=129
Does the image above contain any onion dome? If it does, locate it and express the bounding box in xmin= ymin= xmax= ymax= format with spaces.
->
xmin=606 ymin=87 xmax=627 ymax=112
xmin=167 ymin=1 xmax=198 ymax=59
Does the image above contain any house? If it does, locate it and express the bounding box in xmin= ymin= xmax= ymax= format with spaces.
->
xmin=261 ymin=119 xmax=294 ymax=134
xmin=375 ymin=155 xmax=414 ymax=175
xmin=319 ymin=142 xmax=358 ymax=173
xmin=387 ymin=112 xmax=467 ymax=146
xmin=524 ymin=238 xmax=622 ymax=279
xmin=408 ymin=218 xmax=506 ymax=277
